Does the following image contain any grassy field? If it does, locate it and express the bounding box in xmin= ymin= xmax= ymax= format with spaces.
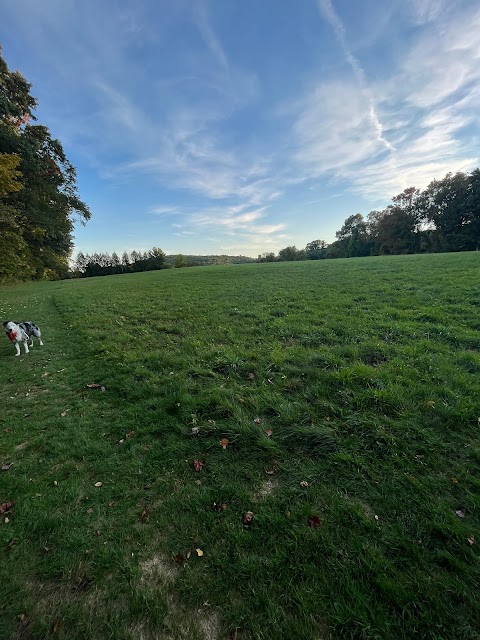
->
xmin=1 ymin=253 xmax=480 ymax=640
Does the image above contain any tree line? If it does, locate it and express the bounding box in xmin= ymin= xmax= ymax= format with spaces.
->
xmin=0 ymin=48 xmax=90 ymax=283
xmin=260 ymin=170 xmax=480 ymax=262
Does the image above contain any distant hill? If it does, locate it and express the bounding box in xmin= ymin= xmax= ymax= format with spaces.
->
xmin=165 ymin=254 xmax=256 ymax=266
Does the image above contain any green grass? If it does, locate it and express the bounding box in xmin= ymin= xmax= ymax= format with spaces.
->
xmin=1 ymin=253 xmax=480 ymax=640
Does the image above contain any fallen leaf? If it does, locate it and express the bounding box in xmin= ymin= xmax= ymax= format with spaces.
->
xmin=451 ymin=477 xmax=459 ymax=484
xmin=254 ymin=417 xmax=261 ymax=424
xmin=43 ymin=546 xmax=52 ymax=553
xmin=4 ymin=517 xmax=10 ymax=524
xmin=86 ymin=383 xmax=103 ymax=390
xmin=374 ymin=515 xmax=379 ymax=521
xmin=94 ymin=482 xmax=103 ymax=488
xmin=299 ymin=480 xmax=309 ymax=488
xmin=425 ymin=400 xmax=435 ymax=407
xmin=0 ymin=501 xmax=14 ymax=515
xmin=118 ymin=439 xmax=125 ymax=444
xmin=15 ymin=442 xmax=27 ymax=450
xmin=126 ymin=431 xmax=135 ymax=438
xmin=53 ymin=481 xmax=58 ymax=487
xmin=247 ymin=373 xmax=255 ymax=380
xmin=308 ymin=515 xmax=321 ymax=528
xmin=108 ymin=501 xmax=114 ymax=507
xmin=95 ymin=530 xmax=102 ymax=536
xmin=193 ymin=459 xmax=206 ymax=472
xmin=87 ymin=508 xmax=94 ymax=514
xmin=186 ymin=551 xmax=191 ymax=559
xmin=220 ymin=438 xmax=229 ymax=449
xmin=175 ymin=554 xmax=184 ymax=564
xmin=191 ymin=427 xmax=200 ymax=435
xmin=266 ymin=469 xmax=275 ymax=475
xmin=17 ymin=614 xmax=26 ymax=623
xmin=243 ymin=511 xmax=254 ymax=526
xmin=1 ymin=463 xmax=13 ymax=471
xmin=139 ymin=507 xmax=151 ymax=523
xmin=467 ymin=535 xmax=476 ymax=545
xmin=212 ymin=502 xmax=227 ymax=512
xmin=455 ymin=509 xmax=465 ymax=519
xmin=60 ymin=411 xmax=67 ymax=417
xmin=196 ymin=548 xmax=204 ymax=557
xmin=265 ymin=429 xmax=273 ymax=437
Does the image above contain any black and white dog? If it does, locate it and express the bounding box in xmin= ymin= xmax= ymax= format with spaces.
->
xmin=3 ymin=321 xmax=43 ymax=356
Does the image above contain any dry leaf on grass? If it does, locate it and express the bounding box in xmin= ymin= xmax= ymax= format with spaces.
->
xmin=451 ymin=477 xmax=459 ymax=484
xmin=196 ymin=548 xmax=204 ymax=557
xmin=94 ymin=482 xmax=103 ymax=488
xmin=85 ymin=383 xmax=106 ymax=392
xmin=243 ymin=511 xmax=254 ymax=526
xmin=212 ymin=502 xmax=227 ymax=512
xmin=139 ymin=508 xmax=151 ymax=523
xmin=265 ymin=429 xmax=273 ymax=437
xmin=191 ymin=427 xmax=200 ymax=435
xmin=193 ymin=459 xmax=206 ymax=472
xmin=467 ymin=535 xmax=476 ymax=545
xmin=254 ymin=417 xmax=261 ymax=424
xmin=0 ymin=501 xmax=14 ymax=515
xmin=220 ymin=438 xmax=229 ymax=449
xmin=1 ymin=463 xmax=13 ymax=471
xmin=308 ymin=515 xmax=321 ymax=528
xmin=299 ymin=480 xmax=309 ymax=488
xmin=455 ymin=510 xmax=465 ymax=519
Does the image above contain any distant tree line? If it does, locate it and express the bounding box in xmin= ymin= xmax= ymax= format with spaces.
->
xmin=0 ymin=47 xmax=90 ymax=283
xmin=73 ymin=248 xmax=167 ymax=277
xmin=72 ymin=249 xmax=257 ymax=277
xmin=259 ymin=169 xmax=480 ymax=262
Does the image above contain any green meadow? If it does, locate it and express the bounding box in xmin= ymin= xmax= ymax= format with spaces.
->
xmin=1 ymin=253 xmax=479 ymax=640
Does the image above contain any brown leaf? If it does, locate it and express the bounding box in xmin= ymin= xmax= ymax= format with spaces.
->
xmin=451 ymin=477 xmax=459 ymax=484
xmin=212 ymin=502 xmax=228 ymax=512
xmin=467 ymin=535 xmax=476 ymax=546
xmin=86 ymin=383 xmax=103 ymax=390
xmin=0 ymin=501 xmax=14 ymax=515
xmin=196 ymin=548 xmax=204 ymax=557
xmin=254 ymin=417 xmax=261 ymax=424
xmin=60 ymin=411 xmax=67 ymax=417
xmin=186 ymin=551 xmax=191 ymax=559
xmin=139 ymin=507 xmax=151 ymax=523
xmin=87 ymin=508 xmax=94 ymax=514
xmin=220 ymin=438 xmax=229 ymax=449
xmin=299 ymin=480 xmax=309 ymax=488
xmin=52 ymin=618 xmax=62 ymax=634
xmin=308 ymin=515 xmax=321 ymax=528
xmin=455 ymin=509 xmax=465 ymax=519
xmin=265 ymin=429 xmax=273 ymax=437
xmin=193 ymin=459 xmax=206 ymax=472
xmin=246 ymin=372 xmax=255 ymax=380
xmin=15 ymin=442 xmax=27 ymax=450
xmin=243 ymin=511 xmax=254 ymax=526
xmin=126 ymin=431 xmax=135 ymax=438
xmin=1 ymin=463 xmax=13 ymax=471
xmin=95 ymin=530 xmax=102 ymax=536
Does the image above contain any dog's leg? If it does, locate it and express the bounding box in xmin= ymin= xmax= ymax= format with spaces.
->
xmin=29 ymin=338 xmax=34 ymax=347
xmin=23 ymin=341 xmax=29 ymax=354
xmin=38 ymin=338 xmax=44 ymax=346
xmin=15 ymin=343 xmax=20 ymax=356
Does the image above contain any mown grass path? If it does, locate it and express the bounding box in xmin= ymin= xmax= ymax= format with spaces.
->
xmin=1 ymin=253 xmax=480 ymax=640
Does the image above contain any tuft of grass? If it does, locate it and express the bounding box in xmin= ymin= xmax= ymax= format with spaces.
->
xmin=1 ymin=252 xmax=479 ymax=640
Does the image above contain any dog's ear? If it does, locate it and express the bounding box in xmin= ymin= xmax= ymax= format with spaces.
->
xmin=2 ymin=321 xmax=8 ymax=328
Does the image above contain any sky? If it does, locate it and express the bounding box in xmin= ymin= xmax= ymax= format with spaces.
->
xmin=1 ymin=0 xmax=479 ymax=258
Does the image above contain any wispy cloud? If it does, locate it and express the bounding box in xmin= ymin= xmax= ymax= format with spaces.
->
xmin=316 ymin=0 xmax=395 ymax=152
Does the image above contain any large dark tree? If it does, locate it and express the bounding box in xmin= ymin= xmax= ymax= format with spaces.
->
xmin=0 ymin=47 xmax=90 ymax=281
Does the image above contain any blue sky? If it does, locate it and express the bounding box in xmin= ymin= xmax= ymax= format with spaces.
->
xmin=1 ymin=0 xmax=479 ymax=258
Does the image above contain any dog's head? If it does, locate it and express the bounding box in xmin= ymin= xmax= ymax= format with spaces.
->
xmin=3 ymin=321 xmax=18 ymax=342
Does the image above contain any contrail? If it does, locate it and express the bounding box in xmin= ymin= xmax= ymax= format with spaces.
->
xmin=317 ymin=0 xmax=395 ymax=151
